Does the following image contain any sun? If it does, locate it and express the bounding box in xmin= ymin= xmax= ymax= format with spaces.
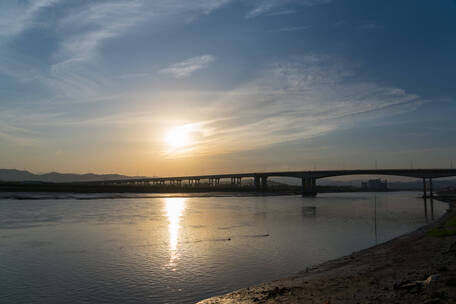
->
xmin=165 ymin=127 xmax=190 ymax=149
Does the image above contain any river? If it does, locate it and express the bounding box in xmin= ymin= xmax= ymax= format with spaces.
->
xmin=0 ymin=192 xmax=448 ymax=304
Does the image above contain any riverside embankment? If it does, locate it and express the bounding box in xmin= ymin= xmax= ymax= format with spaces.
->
xmin=199 ymin=198 xmax=456 ymax=304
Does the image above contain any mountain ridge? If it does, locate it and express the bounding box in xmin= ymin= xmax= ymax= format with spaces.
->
xmin=0 ymin=169 xmax=143 ymax=183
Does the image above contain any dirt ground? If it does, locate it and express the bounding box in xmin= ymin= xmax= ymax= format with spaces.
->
xmin=198 ymin=201 xmax=456 ymax=304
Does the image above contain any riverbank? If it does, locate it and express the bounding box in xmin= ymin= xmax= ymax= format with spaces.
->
xmin=0 ymin=181 xmax=374 ymax=195
xmin=198 ymin=199 xmax=456 ymax=304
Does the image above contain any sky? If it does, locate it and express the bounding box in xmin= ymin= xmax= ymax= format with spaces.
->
xmin=1 ymin=0 xmax=456 ymax=176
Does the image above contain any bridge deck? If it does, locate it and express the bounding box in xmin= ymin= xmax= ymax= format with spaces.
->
xmin=98 ymin=169 xmax=456 ymax=184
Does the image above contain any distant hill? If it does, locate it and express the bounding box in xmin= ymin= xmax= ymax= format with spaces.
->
xmin=0 ymin=169 xmax=143 ymax=183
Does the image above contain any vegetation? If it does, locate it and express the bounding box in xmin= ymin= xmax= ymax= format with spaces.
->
xmin=428 ymin=215 xmax=456 ymax=237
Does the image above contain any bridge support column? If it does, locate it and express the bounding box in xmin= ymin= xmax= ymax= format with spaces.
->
xmin=254 ymin=176 xmax=260 ymax=190
xmin=429 ymin=178 xmax=433 ymax=198
xmin=423 ymin=178 xmax=427 ymax=198
xmin=237 ymin=177 xmax=242 ymax=185
xmin=261 ymin=176 xmax=268 ymax=190
xmin=302 ymin=177 xmax=317 ymax=197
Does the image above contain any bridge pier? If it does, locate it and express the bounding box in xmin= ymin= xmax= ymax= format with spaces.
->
xmin=261 ymin=176 xmax=268 ymax=190
xmin=254 ymin=176 xmax=260 ymax=190
xmin=230 ymin=177 xmax=242 ymax=185
xmin=424 ymin=197 xmax=428 ymax=221
xmin=302 ymin=177 xmax=317 ymax=197
xmin=422 ymin=178 xmax=434 ymax=198
xmin=423 ymin=178 xmax=427 ymax=198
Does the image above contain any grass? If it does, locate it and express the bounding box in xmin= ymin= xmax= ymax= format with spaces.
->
xmin=428 ymin=215 xmax=456 ymax=237
xmin=445 ymin=217 xmax=456 ymax=227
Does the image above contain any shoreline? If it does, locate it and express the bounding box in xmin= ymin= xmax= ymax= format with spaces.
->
xmin=198 ymin=198 xmax=456 ymax=304
xmin=0 ymin=180 xmax=404 ymax=196
xmin=0 ymin=190 xmax=423 ymax=200
xmin=0 ymin=191 xmax=303 ymax=200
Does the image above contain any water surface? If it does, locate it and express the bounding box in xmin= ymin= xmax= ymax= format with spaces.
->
xmin=0 ymin=192 xmax=447 ymax=303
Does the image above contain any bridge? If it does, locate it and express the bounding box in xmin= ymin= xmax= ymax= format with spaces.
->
xmin=98 ymin=169 xmax=456 ymax=197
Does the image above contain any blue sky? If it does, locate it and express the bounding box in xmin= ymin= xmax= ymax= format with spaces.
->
xmin=1 ymin=0 xmax=455 ymax=175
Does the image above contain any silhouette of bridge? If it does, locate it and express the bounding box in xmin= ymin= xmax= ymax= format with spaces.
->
xmin=99 ymin=169 xmax=456 ymax=197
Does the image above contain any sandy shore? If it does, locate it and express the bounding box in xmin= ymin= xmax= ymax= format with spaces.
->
xmin=198 ymin=200 xmax=456 ymax=304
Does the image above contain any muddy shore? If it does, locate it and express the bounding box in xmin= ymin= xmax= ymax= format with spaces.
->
xmin=198 ymin=199 xmax=456 ymax=304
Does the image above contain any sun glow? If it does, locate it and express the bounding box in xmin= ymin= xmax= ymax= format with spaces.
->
xmin=165 ymin=126 xmax=190 ymax=150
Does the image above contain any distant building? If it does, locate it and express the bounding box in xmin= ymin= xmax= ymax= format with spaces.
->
xmin=361 ymin=179 xmax=388 ymax=191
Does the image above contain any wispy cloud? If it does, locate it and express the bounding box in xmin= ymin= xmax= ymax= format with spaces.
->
xmin=359 ymin=23 xmax=384 ymax=30
xmin=33 ymin=54 xmax=422 ymax=157
xmin=159 ymin=55 xmax=215 ymax=79
xmin=0 ymin=110 xmax=50 ymax=147
xmin=172 ymin=55 xmax=423 ymax=156
xmin=333 ymin=20 xmax=346 ymax=27
xmin=4 ymin=54 xmax=424 ymax=160
xmin=54 ymin=1 xmax=144 ymax=65
xmin=53 ymin=1 xmax=231 ymax=66
xmin=0 ymin=0 xmax=60 ymax=37
xmin=270 ymin=26 xmax=311 ymax=33
xmin=264 ymin=9 xmax=296 ymax=16
xmin=0 ymin=1 xmax=232 ymax=103
xmin=246 ymin=0 xmax=331 ymax=18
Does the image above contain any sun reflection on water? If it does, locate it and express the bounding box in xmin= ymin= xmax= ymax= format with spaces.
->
xmin=164 ymin=197 xmax=186 ymax=269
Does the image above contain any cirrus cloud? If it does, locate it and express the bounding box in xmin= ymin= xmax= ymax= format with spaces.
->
xmin=159 ymin=55 xmax=215 ymax=79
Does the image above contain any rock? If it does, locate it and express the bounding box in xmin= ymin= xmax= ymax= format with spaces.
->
xmin=263 ymin=286 xmax=291 ymax=299
xmin=423 ymin=274 xmax=440 ymax=287
xmin=395 ymin=281 xmax=421 ymax=290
